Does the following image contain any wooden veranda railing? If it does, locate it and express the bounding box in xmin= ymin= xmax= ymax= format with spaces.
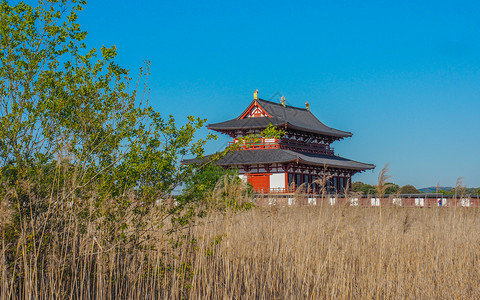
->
xmin=229 ymin=138 xmax=279 ymax=150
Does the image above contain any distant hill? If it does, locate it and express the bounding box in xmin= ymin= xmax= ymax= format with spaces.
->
xmin=419 ymin=186 xmax=480 ymax=195
xmin=419 ymin=186 xmax=453 ymax=193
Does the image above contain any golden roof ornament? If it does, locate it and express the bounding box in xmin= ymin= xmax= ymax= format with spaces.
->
xmin=253 ymin=89 xmax=258 ymax=100
xmin=305 ymin=101 xmax=310 ymax=111
xmin=281 ymin=96 xmax=286 ymax=107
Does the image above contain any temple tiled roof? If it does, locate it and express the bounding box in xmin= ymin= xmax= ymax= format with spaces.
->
xmin=184 ymin=149 xmax=375 ymax=172
xmin=208 ymin=98 xmax=352 ymax=138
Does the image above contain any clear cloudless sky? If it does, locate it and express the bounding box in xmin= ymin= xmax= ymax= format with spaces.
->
xmin=33 ymin=0 xmax=480 ymax=187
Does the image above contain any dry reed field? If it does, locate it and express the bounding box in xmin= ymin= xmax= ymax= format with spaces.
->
xmin=3 ymin=203 xmax=480 ymax=299
xmin=3 ymin=1 xmax=480 ymax=298
xmin=190 ymin=206 xmax=480 ymax=299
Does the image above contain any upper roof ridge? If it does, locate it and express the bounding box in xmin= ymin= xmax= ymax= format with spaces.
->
xmin=208 ymin=93 xmax=353 ymax=139
xmin=256 ymin=98 xmax=309 ymax=111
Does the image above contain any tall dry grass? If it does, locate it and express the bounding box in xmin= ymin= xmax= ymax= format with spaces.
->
xmin=2 ymin=202 xmax=480 ymax=299
xmin=188 ymin=206 xmax=480 ymax=299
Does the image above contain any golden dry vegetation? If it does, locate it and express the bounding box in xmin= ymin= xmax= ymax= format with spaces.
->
xmin=189 ymin=206 xmax=480 ymax=299
xmin=2 ymin=203 xmax=480 ymax=299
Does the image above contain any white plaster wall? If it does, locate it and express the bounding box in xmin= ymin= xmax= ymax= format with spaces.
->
xmin=238 ymin=174 xmax=247 ymax=182
xmin=269 ymin=173 xmax=286 ymax=189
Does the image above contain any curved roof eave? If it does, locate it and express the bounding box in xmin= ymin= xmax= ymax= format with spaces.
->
xmin=221 ymin=159 xmax=375 ymax=171
xmin=207 ymin=119 xmax=352 ymax=138
xmin=284 ymin=122 xmax=352 ymax=138
xmin=295 ymin=158 xmax=375 ymax=171
xmin=212 ymin=149 xmax=375 ymax=171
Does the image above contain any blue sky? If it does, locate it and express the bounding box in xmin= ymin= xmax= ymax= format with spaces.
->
xmin=70 ymin=0 xmax=480 ymax=187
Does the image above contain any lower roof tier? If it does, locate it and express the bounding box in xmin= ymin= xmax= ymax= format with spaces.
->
xmin=185 ymin=149 xmax=375 ymax=172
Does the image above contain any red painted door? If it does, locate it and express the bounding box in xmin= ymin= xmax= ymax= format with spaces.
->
xmin=247 ymin=174 xmax=270 ymax=193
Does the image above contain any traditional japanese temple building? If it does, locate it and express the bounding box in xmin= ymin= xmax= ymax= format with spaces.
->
xmin=192 ymin=90 xmax=374 ymax=194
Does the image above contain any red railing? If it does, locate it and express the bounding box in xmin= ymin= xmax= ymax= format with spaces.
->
xmin=228 ymin=138 xmax=336 ymax=154
xmin=229 ymin=138 xmax=279 ymax=150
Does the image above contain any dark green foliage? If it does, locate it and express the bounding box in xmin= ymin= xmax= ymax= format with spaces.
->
xmin=0 ymin=2 xmax=284 ymax=296
xmin=437 ymin=187 xmax=480 ymax=195
xmin=178 ymin=165 xmax=254 ymax=211
xmin=0 ymin=0 xmax=215 ymax=215
xmin=179 ymin=165 xmax=234 ymax=203
xmin=351 ymin=182 xmax=364 ymax=192
xmin=353 ymin=182 xmax=422 ymax=195
xmin=385 ymin=183 xmax=399 ymax=195
xmin=437 ymin=190 xmax=453 ymax=195
xmin=351 ymin=181 xmax=376 ymax=195
xmin=399 ymin=185 xmax=420 ymax=194
xmin=354 ymin=182 xmax=478 ymax=196
xmin=0 ymin=0 xmax=220 ymax=283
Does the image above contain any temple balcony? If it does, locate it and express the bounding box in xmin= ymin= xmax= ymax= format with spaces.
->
xmin=229 ymin=137 xmax=335 ymax=155
xmin=279 ymin=139 xmax=335 ymax=155
xmin=229 ymin=138 xmax=279 ymax=150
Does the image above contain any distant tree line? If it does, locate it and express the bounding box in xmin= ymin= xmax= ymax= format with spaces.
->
xmin=352 ymin=182 xmax=419 ymax=195
xmin=436 ymin=187 xmax=480 ymax=195
xmin=351 ymin=182 xmax=480 ymax=195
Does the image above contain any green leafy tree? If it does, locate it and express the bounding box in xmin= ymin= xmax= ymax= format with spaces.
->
xmin=351 ymin=181 xmax=365 ymax=192
xmin=0 ymin=0 xmax=217 ymax=205
xmin=208 ymin=170 xmax=254 ymax=211
xmin=179 ymin=123 xmax=283 ymax=207
xmin=179 ymin=165 xmax=250 ymax=205
xmin=399 ymin=185 xmax=420 ymax=194
xmin=385 ymin=183 xmax=399 ymax=195
xmin=361 ymin=184 xmax=376 ymax=195
xmin=0 ymin=0 xmax=221 ymax=272
xmin=351 ymin=181 xmax=376 ymax=195
xmin=0 ymin=1 xmax=273 ymax=296
xmin=438 ymin=189 xmax=454 ymax=195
